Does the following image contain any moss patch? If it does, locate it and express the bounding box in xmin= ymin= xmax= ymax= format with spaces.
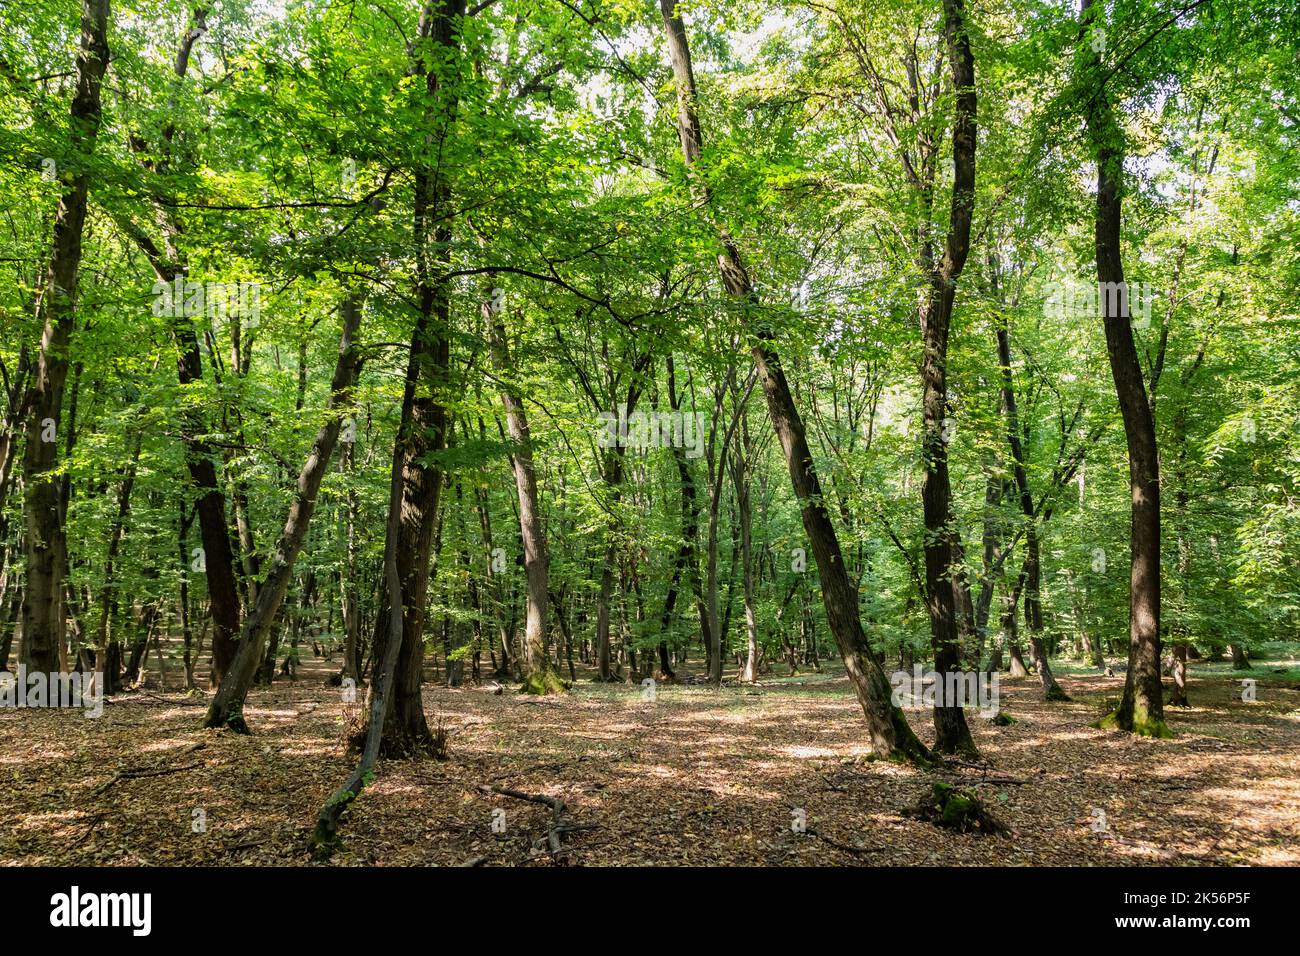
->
xmin=913 ymin=782 xmax=1009 ymax=835
xmin=521 ymin=670 xmax=571 ymax=696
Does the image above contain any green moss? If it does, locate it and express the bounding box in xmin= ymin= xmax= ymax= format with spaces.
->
xmin=917 ymin=782 xmax=1008 ymax=835
xmin=521 ymin=670 xmax=570 ymax=696
xmin=308 ymin=821 xmax=342 ymax=861
xmin=940 ymin=793 xmax=976 ymax=827
xmin=1131 ymin=714 xmax=1173 ymax=738
xmin=1095 ymin=707 xmax=1173 ymax=738
xmin=879 ymin=707 xmax=937 ymax=768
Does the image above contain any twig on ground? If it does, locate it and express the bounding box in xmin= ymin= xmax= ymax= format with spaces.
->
xmin=94 ymin=743 xmax=207 ymax=795
xmin=476 ymin=783 xmax=599 ymax=856
xmin=804 ymin=825 xmax=883 ymax=858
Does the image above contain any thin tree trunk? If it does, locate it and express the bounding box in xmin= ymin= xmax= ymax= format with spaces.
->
xmin=93 ymin=426 xmax=143 ymax=696
xmin=488 ymin=301 xmax=562 ymax=693
xmin=733 ymin=417 xmax=758 ymax=683
xmin=995 ymin=314 xmax=1069 ymax=701
xmin=310 ymin=394 xmax=410 ymax=857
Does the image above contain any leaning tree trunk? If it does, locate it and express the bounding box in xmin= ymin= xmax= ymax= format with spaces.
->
xmin=1082 ymin=0 xmax=1167 ymax=737
xmin=18 ymin=0 xmax=110 ymax=674
xmin=205 ymin=293 xmax=363 ymax=731
xmin=310 ymin=405 xmax=409 ymax=858
xmin=658 ymin=0 xmax=930 ymax=763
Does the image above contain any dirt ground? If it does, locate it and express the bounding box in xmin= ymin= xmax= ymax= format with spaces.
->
xmin=2 ymin=660 xmax=1297 ymax=866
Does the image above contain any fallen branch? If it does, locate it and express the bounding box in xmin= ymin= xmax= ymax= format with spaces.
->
xmin=94 ymin=743 xmax=206 ymax=795
xmin=477 ymin=783 xmax=598 ymax=856
xmin=224 ymin=837 xmax=269 ymax=854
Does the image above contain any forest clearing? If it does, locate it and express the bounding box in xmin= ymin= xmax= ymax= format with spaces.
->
xmin=2 ymin=0 xmax=1299 ymax=907
xmin=3 ymin=648 xmax=1299 ymax=866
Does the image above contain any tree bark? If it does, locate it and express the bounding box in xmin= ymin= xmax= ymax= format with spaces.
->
xmin=111 ymin=8 xmax=243 ymax=688
xmin=488 ymin=302 xmax=562 ymax=693
xmin=1082 ymin=0 xmax=1167 ymax=737
xmin=204 ymin=291 xmax=364 ymax=730
xmin=912 ymin=0 xmax=980 ymax=756
xmin=362 ymin=0 xmax=465 ymax=755
xmin=734 ymin=415 xmax=758 ymax=683
xmin=658 ymin=0 xmax=930 ymax=763
xmin=94 ymin=424 xmax=143 ymax=696
xmin=18 ymin=0 xmax=110 ymax=674
xmin=995 ymin=314 xmax=1069 ymax=701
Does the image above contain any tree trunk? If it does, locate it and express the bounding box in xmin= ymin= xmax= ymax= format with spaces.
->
xmin=475 ymin=479 xmax=513 ymax=680
xmin=912 ymin=0 xmax=980 ymax=757
xmin=110 ymin=9 xmax=242 ymax=688
xmin=310 ymin=392 xmax=411 ymax=857
xmin=654 ymin=354 xmax=710 ymax=680
xmin=339 ymin=438 xmax=362 ymax=683
xmin=179 ymin=503 xmax=196 ymax=691
xmin=18 ymin=0 xmax=110 ymax=674
xmin=204 ymin=291 xmax=364 ymax=730
xmin=488 ymin=302 xmax=563 ymax=694
xmin=93 ymin=425 xmax=143 ymax=697
xmin=1168 ymin=642 xmax=1189 ymax=707
xmin=362 ymin=0 xmax=465 ymax=755
xmin=658 ymin=0 xmax=930 ymax=764
xmin=1083 ymin=0 xmax=1167 ymax=737
xmin=995 ymin=310 xmax=1069 ymax=701
xmin=734 ymin=417 xmax=758 ymax=683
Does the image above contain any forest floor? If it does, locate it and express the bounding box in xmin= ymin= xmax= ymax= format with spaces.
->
xmin=3 ymin=655 xmax=1298 ymax=866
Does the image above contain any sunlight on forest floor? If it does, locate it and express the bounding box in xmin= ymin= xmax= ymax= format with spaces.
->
xmin=2 ymin=660 xmax=1297 ymax=866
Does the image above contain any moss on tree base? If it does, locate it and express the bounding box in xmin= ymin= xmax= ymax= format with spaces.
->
xmin=521 ymin=670 xmax=570 ymax=695
xmin=204 ymin=707 xmax=251 ymax=735
xmin=883 ymin=709 xmax=937 ymax=769
xmin=1095 ymin=708 xmax=1173 ymax=738
xmin=307 ymin=821 xmax=342 ymax=862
